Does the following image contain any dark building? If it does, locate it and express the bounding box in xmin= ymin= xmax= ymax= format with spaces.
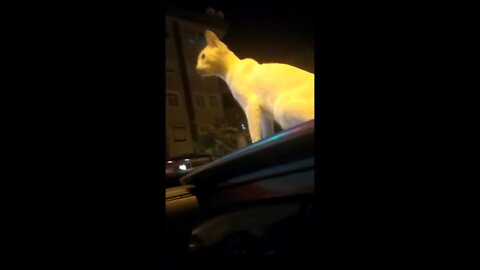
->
xmin=165 ymin=6 xmax=230 ymax=158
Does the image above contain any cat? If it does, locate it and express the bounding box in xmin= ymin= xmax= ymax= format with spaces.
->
xmin=196 ymin=30 xmax=314 ymax=143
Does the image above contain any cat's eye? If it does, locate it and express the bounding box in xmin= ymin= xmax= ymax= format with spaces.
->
xmin=201 ymin=53 xmax=205 ymax=59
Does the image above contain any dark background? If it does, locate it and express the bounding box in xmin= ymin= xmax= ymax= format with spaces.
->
xmin=167 ymin=0 xmax=314 ymax=70
xmin=2 ymin=1 xmax=475 ymax=268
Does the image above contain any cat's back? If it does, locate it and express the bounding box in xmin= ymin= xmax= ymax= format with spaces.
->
xmin=257 ymin=63 xmax=313 ymax=79
xmin=231 ymin=60 xmax=312 ymax=82
xmin=235 ymin=58 xmax=259 ymax=74
xmin=252 ymin=63 xmax=314 ymax=93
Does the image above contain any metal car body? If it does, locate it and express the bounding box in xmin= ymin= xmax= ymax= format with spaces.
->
xmin=166 ymin=119 xmax=315 ymax=269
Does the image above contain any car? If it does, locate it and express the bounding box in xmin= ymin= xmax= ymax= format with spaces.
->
xmin=166 ymin=119 xmax=315 ymax=269
xmin=165 ymin=154 xmax=212 ymax=188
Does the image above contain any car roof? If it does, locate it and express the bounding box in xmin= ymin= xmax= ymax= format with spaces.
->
xmin=180 ymin=120 xmax=315 ymax=186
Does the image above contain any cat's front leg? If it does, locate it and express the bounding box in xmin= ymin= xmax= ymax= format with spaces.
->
xmin=261 ymin=113 xmax=274 ymax=138
xmin=245 ymin=103 xmax=262 ymax=143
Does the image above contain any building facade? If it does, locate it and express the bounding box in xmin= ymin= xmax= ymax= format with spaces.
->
xmin=165 ymin=6 xmax=229 ymax=158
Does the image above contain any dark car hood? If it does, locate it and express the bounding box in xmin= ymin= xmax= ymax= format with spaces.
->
xmin=180 ymin=120 xmax=315 ymax=186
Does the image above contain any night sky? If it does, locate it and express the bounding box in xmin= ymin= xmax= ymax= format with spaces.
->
xmin=166 ymin=0 xmax=315 ymax=71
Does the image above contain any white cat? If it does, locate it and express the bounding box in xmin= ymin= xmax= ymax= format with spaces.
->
xmin=196 ymin=30 xmax=314 ymax=143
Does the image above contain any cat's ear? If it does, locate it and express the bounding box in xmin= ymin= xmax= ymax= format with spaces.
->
xmin=205 ymin=30 xmax=222 ymax=48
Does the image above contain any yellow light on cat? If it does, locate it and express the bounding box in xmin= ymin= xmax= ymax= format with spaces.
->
xmin=196 ymin=30 xmax=314 ymax=143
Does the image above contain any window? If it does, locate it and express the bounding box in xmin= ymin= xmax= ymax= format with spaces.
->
xmin=172 ymin=125 xmax=187 ymax=142
xmin=195 ymin=95 xmax=205 ymax=107
xmin=209 ymin=95 xmax=219 ymax=108
xmin=167 ymin=93 xmax=180 ymax=107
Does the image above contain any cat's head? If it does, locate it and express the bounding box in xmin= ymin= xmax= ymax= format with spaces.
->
xmin=196 ymin=30 xmax=230 ymax=77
